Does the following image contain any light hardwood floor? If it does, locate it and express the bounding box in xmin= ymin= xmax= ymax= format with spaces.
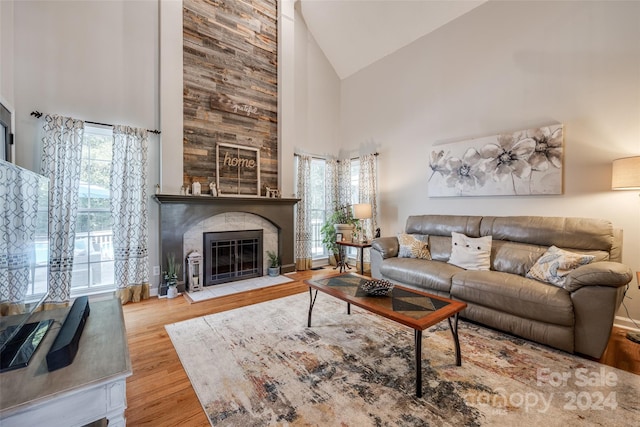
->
xmin=122 ymin=269 xmax=640 ymax=426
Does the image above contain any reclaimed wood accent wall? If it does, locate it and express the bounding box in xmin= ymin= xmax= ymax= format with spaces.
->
xmin=183 ymin=0 xmax=278 ymax=196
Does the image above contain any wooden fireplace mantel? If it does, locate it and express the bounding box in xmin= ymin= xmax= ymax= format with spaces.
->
xmin=154 ymin=194 xmax=300 ymax=206
xmin=153 ymin=194 xmax=300 ymax=281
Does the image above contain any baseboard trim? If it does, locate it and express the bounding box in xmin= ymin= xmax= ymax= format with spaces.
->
xmin=614 ymin=315 xmax=640 ymax=333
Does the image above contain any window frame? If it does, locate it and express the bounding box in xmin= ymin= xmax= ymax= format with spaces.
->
xmin=70 ymin=124 xmax=115 ymax=296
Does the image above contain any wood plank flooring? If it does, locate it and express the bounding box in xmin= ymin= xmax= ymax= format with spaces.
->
xmin=122 ymin=269 xmax=640 ymax=426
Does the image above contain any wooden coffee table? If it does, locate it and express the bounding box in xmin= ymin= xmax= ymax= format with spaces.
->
xmin=305 ymin=273 xmax=467 ymax=398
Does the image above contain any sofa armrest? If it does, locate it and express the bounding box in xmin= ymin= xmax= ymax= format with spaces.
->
xmin=371 ymin=237 xmax=399 ymax=259
xmin=564 ymin=262 xmax=633 ymax=292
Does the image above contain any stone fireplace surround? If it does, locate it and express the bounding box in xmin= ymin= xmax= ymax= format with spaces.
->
xmin=154 ymin=195 xmax=299 ymax=289
xmin=188 ymin=216 xmax=271 ymax=286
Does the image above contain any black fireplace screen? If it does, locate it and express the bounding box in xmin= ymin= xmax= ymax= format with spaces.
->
xmin=203 ymin=230 xmax=263 ymax=286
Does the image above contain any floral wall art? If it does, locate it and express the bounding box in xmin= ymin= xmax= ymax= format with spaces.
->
xmin=428 ymin=124 xmax=564 ymax=197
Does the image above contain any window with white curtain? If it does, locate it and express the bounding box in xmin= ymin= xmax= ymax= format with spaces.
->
xmin=71 ymin=125 xmax=115 ymax=295
xmin=306 ymin=157 xmax=363 ymax=261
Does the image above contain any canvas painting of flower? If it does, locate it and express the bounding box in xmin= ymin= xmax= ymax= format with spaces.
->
xmin=428 ymin=124 xmax=563 ymax=197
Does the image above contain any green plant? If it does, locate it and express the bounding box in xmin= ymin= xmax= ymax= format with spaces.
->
xmin=163 ymin=252 xmax=181 ymax=286
xmin=320 ymin=205 xmax=357 ymax=254
xmin=266 ymin=250 xmax=280 ymax=268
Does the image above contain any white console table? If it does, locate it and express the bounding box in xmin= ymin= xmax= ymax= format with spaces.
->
xmin=0 ymin=298 xmax=132 ymax=427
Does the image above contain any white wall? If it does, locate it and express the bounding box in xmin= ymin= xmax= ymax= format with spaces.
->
xmin=292 ymin=5 xmax=341 ymax=164
xmin=159 ymin=0 xmax=183 ymax=196
xmin=12 ymin=0 xmax=162 ymax=288
xmin=1 ymin=0 xmax=15 ymax=108
xmin=1 ymin=0 xmax=16 ymax=162
xmin=340 ymin=1 xmax=640 ymax=327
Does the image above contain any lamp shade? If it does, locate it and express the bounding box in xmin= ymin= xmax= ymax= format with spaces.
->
xmin=612 ymin=156 xmax=640 ymax=190
xmin=352 ymin=203 xmax=372 ymax=220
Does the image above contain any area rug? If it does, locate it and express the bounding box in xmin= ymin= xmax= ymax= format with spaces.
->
xmin=166 ymin=293 xmax=639 ymax=426
xmin=184 ymin=275 xmax=294 ymax=303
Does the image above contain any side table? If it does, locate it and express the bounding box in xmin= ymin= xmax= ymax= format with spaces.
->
xmin=336 ymin=240 xmax=372 ymax=275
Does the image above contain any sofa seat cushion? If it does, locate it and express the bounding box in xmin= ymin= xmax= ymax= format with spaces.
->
xmin=380 ymin=258 xmax=461 ymax=294
xmin=451 ymin=270 xmax=574 ymax=327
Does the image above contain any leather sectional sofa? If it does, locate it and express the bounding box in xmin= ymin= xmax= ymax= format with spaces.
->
xmin=370 ymin=215 xmax=633 ymax=358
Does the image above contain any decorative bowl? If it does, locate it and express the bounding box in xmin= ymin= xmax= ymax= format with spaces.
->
xmin=360 ymin=279 xmax=394 ymax=296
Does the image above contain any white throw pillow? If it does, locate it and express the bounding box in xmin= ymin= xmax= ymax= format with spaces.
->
xmin=397 ymin=233 xmax=431 ymax=260
xmin=526 ymin=246 xmax=595 ymax=287
xmin=447 ymin=232 xmax=492 ymax=271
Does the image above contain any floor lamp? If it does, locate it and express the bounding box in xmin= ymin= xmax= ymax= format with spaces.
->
xmin=611 ymin=156 xmax=640 ymax=344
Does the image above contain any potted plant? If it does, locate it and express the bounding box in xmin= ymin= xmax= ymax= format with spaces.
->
xmin=266 ymin=250 xmax=281 ymax=277
xmin=320 ymin=205 xmax=357 ymax=263
xmin=163 ymin=252 xmax=181 ymax=299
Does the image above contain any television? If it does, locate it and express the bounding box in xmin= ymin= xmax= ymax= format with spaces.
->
xmin=0 ymin=159 xmax=52 ymax=372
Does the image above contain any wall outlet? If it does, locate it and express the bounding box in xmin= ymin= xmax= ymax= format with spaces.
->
xmin=153 ymin=266 xmax=160 ymax=276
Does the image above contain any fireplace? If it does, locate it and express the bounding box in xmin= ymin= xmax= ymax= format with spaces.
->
xmin=154 ymin=195 xmax=299 ymax=290
xmin=204 ymin=230 xmax=263 ymax=285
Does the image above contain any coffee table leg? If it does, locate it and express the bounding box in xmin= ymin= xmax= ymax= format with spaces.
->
xmin=347 ymin=303 xmax=351 ymax=315
xmin=447 ymin=313 xmax=462 ymax=366
xmin=308 ymin=288 xmax=318 ymax=327
xmin=415 ymin=329 xmax=422 ymax=398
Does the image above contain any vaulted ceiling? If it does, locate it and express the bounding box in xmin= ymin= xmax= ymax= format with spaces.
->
xmin=298 ymin=0 xmax=487 ymax=79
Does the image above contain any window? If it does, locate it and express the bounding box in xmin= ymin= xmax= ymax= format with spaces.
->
xmin=305 ymin=157 xmax=362 ymax=261
xmin=72 ymin=125 xmax=115 ymax=295
xmin=310 ymin=158 xmax=328 ymax=259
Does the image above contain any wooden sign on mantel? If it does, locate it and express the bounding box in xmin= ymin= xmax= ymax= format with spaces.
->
xmin=216 ymin=143 xmax=261 ymax=197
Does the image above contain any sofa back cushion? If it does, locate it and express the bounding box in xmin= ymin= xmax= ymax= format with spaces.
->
xmin=405 ymin=215 xmax=482 ymax=237
xmin=429 ymin=235 xmax=453 ymax=262
xmin=490 ymin=240 xmax=547 ymax=276
xmin=480 ymin=216 xmax=613 ymax=252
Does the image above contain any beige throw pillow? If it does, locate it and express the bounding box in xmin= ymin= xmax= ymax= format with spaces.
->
xmin=397 ymin=233 xmax=431 ymax=260
xmin=526 ymin=246 xmax=595 ymax=287
xmin=447 ymin=232 xmax=492 ymax=271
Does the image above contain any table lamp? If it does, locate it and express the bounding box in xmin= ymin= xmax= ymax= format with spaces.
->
xmin=352 ymin=203 xmax=372 ymax=243
xmin=612 ymin=156 xmax=640 ymax=344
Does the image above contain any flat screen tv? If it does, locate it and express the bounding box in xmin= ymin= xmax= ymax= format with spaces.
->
xmin=0 ymin=159 xmax=52 ymax=372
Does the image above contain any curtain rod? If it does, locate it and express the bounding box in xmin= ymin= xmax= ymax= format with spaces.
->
xmin=294 ymin=152 xmax=379 ymax=161
xmin=30 ymin=111 xmax=161 ymax=135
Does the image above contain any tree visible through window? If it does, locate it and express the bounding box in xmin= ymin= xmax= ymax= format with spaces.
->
xmin=72 ymin=125 xmax=115 ymax=294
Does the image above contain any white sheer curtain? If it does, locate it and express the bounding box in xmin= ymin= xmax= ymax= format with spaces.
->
xmin=359 ymin=153 xmax=378 ymax=242
xmin=41 ymin=115 xmax=84 ymax=305
xmin=326 ymin=159 xmax=351 ymax=212
xmin=294 ymin=155 xmax=312 ymax=270
xmin=359 ymin=154 xmax=378 ymax=267
xmin=325 ymin=159 xmax=339 ymax=213
xmin=111 ymin=125 xmax=150 ymax=304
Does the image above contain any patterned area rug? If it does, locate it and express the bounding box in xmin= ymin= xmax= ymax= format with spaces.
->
xmin=166 ymin=293 xmax=639 ymax=426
